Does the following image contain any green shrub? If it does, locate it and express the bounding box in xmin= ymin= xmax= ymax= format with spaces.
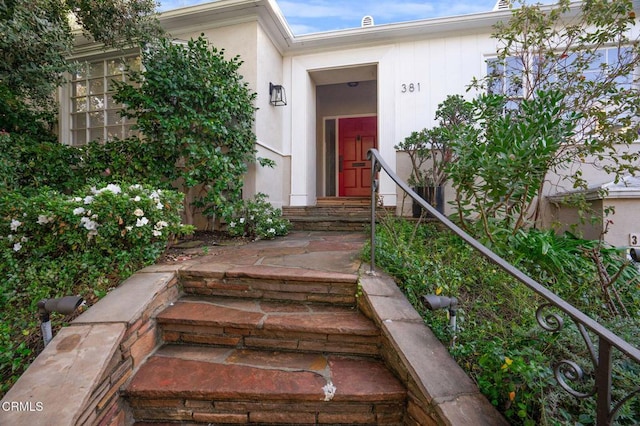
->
xmin=0 ymin=182 xmax=192 ymax=396
xmin=0 ymin=131 xmax=83 ymax=195
xmin=222 ymin=193 xmax=290 ymax=240
xmin=368 ymin=218 xmax=640 ymax=425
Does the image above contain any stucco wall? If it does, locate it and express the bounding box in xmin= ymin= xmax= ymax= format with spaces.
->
xmin=169 ymin=21 xmax=290 ymax=209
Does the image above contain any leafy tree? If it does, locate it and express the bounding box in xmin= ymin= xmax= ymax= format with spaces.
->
xmin=448 ymin=90 xmax=580 ymax=241
xmin=114 ymin=35 xmax=271 ymax=225
xmin=396 ymin=95 xmax=473 ymax=189
xmin=466 ymin=0 xmax=640 ymax=226
xmin=0 ymin=0 xmax=160 ymax=118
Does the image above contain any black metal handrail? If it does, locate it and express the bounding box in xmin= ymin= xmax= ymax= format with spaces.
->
xmin=367 ymin=148 xmax=640 ymax=425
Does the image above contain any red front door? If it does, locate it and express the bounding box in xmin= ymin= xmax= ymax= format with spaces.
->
xmin=338 ymin=116 xmax=377 ymax=197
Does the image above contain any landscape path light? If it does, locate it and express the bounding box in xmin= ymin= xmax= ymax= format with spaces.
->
xmin=422 ymin=294 xmax=459 ymax=346
xmin=37 ymin=296 xmax=84 ymax=347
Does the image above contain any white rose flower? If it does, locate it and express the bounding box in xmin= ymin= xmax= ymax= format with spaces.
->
xmin=136 ymin=217 xmax=149 ymax=227
xmin=37 ymin=215 xmax=52 ymax=225
xmin=73 ymin=207 xmax=86 ymax=215
xmin=103 ymin=184 xmax=122 ymax=194
xmin=80 ymin=217 xmax=98 ymax=231
xmin=10 ymin=219 xmax=21 ymax=231
xmin=13 ymin=242 xmax=22 ymax=252
xmin=133 ymin=208 xmax=144 ymax=217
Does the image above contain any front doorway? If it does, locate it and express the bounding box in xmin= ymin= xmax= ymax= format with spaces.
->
xmin=338 ymin=116 xmax=377 ymax=197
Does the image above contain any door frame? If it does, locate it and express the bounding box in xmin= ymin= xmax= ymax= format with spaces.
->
xmin=322 ymin=114 xmax=378 ymax=198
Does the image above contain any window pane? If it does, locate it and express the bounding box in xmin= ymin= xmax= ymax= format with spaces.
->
xmin=486 ymin=58 xmax=503 ymax=94
xmin=89 ymin=128 xmax=104 ymax=142
xmin=72 ymin=113 xmax=87 ymax=129
xmin=89 ymin=78 xmax=105 ymax=95
xmin=106 ymin=59 xmax=125 ymax=76
xmin=88 ymin=62 xmax=104 ymax=78
xmin=89 ymin=95 xmax=106 ymax=111
xmin=73 ymin=130 xmax=87 ymax=146
xmin=106 ymin=110 xmax=124 ymax=125
xmin=105 ymin=93 xmax=120 ymax=109
xmin=106 ymin=126 xmax=123 ymax=140
xmin=72 ymin=81 xmax=87 ymax=97
xmin=73 ymin=63 xmax=87 ymax=81
xmin=72 ymin=97 xmax=88 ymax=113
xmin=127 ymin=56 xmax=141 ymax=71
xmin=89 ymin=111 xmax=104 ymax=127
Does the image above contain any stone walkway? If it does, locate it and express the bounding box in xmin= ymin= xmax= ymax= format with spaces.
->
xmin=1 ymin=230 xmax=507 ymax=425
xmin=158 ymin=230 xmax=368 ymax=275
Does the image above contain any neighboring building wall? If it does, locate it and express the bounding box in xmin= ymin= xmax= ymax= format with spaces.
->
xmin=540 ymin=143 xmax=640 ymax=232
xmin=605 ymin=198 xmax=640 ymax=248
xmin=551 ymin=197 xmax=640 ymax=248
xmin=549 ymin=199 xmax=604 ymax=241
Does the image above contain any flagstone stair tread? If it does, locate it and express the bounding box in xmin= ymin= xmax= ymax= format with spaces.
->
xmin=125 ymin=346 xmax=406 ymax=402
xmin=157 ymin=297 xmax=380 ymax=335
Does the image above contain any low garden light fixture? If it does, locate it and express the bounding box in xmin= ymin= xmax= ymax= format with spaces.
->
xmin=269 ymin=82 xmax=287 ymax=106
xmin=422 ymin=294 xmax=459 ymax=333
xmin=37 ymin=296 xmax=84 ymax=347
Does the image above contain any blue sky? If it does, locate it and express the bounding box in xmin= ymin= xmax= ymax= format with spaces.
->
xmin=158 ymin=0 xmax=558 ymax=35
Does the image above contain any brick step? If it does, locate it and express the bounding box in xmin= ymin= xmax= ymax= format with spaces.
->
xmin=287 ymin=217 xmax=369 ymax=232
xmin=125 ymin=345 xmax=406 ymax=425
xmin=316 ymin=197 xmax=371 ymax=206
xmin=282 ymin=205 xmax=394 ymax=232
xmin=283 ymin=207 xmax=373 ymax=217
xmin=157 ymin=296 xmax=380 ymax=356
xmin=180 ymin=265 xmax=359 ymax=304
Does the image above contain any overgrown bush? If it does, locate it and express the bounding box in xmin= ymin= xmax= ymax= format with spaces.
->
xmin=0 ymin=182 xmax=192 ymax=396
xmin=222 ymin=193 xmax=290 ymax=240
xmin=0 ymin=131 xmax=83 ymax=195
xmin=368 ymin=218 xmax=640 ymax=425
xmin=114 ymin=35 xmax=272 ymax=225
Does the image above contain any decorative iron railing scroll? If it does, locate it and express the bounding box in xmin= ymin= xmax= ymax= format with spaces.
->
xmin=367 ymin=148 xmax=640 ymax=425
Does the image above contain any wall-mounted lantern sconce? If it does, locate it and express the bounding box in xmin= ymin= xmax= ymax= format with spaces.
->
xmin=422 ymin=294 xmax=459 ymax=334
xmin=269 ymin=82 xmax=287 ymax=106
xmin=37 ymin=296 xmax=84 ymax=347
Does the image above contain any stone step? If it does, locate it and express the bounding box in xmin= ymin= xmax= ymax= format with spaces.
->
xmin=157 ymin=297 xmax=381 ymax=356
xmin=282 ymin=205 xmax=394 ymax=232
xmin=125 ymin=345 xmax=406 ymax=425
xmin=180 ymin=265 xmax=359 ymax=305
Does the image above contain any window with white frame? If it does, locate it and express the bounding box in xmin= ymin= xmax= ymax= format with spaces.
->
xmin=486 ymin=47 xmax=634 ymax=100
xmin=69 ymin=56 xmax=140 ymax=146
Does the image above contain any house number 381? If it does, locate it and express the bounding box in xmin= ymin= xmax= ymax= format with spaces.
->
xmin=401 ymin=83 xmax=421 ymax=93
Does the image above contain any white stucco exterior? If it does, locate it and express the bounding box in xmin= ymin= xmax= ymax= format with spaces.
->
xmin=63 ymin=0 xmax=640 ymax=247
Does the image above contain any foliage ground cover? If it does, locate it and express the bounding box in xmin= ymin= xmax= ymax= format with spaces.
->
xmin=367 ymin=217 xmax=640 ymax=425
